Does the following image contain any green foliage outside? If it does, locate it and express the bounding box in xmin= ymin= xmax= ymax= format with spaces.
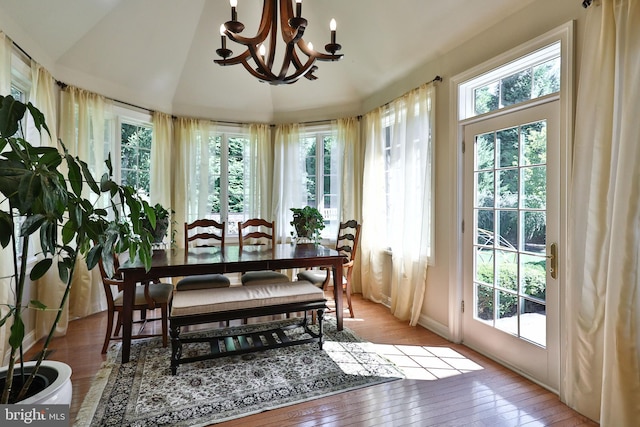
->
xmin=475 ymin=257 xmax=546 ymax=320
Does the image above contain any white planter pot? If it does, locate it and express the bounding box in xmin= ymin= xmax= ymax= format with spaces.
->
xmin=1 ymin=360 xmax=72 ymax=405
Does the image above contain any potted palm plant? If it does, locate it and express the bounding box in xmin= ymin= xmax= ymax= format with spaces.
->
xmin=0 ymin=95 xmax=158 ymax=404
xmin=290 ymin=206 xmax=325 ymax=244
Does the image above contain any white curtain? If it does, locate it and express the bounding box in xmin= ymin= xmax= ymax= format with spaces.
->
xmin=272 ymin=123 xmax=305 ymax=242
xmin=173 ymin=117 xmax=216 ymax=247
xmin=151 ymin=111 xmax=174 ymax=233
xmin=28 ymin=63 xmax=57 ymax=148
xmin=0 ymin=31 xmax=14 ymax=364
xmin=564 ymin=1 xmax=640 ymax=425
xmin=34 ymin=86 xmax=112 ymax=338
xmin=360 ymin=83 xmax=435 ymax=325
xmin=248 ymin=123 xmax=273 ymax=220
xmin=336 ymin=117 xmax=364 ymax=292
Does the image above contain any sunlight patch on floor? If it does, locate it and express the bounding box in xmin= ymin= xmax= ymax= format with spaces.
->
xmin=370 ymin=343 xmax=484 ymax=380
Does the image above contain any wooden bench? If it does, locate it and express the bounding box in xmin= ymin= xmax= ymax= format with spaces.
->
xmin=169 ymin=281 xmax=327 ymax=375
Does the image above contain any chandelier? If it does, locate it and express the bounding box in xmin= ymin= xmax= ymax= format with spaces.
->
xmin=214 ymin=0 xmax=343 ymax=85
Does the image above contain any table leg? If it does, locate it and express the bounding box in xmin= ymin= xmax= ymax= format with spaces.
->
xmin=121 ymin=278 xmax=134 ymax=363
xmin=333 ymin=261 xmax=344 ymax=330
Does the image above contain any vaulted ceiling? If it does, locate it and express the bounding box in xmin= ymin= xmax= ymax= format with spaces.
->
xmin=0 ymin=0 xmax=536 ymax=123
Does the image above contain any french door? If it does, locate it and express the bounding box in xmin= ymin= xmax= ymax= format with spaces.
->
xmin=462 ymin=100 xmax=560 ymax=391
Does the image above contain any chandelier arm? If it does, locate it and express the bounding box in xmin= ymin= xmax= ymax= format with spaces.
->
xmin=224 ymin=0 xmax=274 ymax=47
xmin=276 ymin=43 xmax=296 ymax=81
xmin=279 ymin=0 xmax=302 ymax=43
xmin=214 ymin=49 xmax=251 ymax=66
xmin=283 ymin=50 xmax=319 ymax=83
xmin=297 ymin=40 xmax=342 ymax=62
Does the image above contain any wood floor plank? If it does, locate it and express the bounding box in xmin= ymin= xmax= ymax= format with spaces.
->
xmin=23 ymin=294 xmax=597 ymax=426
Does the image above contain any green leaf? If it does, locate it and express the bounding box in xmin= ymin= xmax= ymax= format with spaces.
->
xmin=66 ymin=154 xmax=83 ymax=196
xmin=0 ymin=211 xmax=13 ymax=248
xmin=80 ymin=159 xmax=100 ymax=194
xmin=18 ymin=170 xmax=39 ymax=213
xmin=29 ymin=300 xmax=47 ymax=310
xmin=62 ymin=219 xmax=77 ymax=245
xmin=0 ymin=95 xmax=27 ymax=138
xmin=58 ymin=261 xmax=69 ymax=284
xmin=21 ymin=214 xmax=46 ymax=237
xmin=8 ymin=316 xmax=25 ymax=349
xmin=26 ymin=102 xmax=51 ymax=138
xmin=30 ymin=258 xmax=53 ymax=280
xmin=86 ymin=245 xmax=102 ymax=271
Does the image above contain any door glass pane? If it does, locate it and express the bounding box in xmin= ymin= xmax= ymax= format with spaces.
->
xmin=475 ymin=283 xmax=494 ymax=324
xmin=476 ymin=132 xmax=495 ymax=170
xmin=476 ymin=171 xmax=494 ymax=208
xmin=520 ymin=298 xmax=546 ymax=346
xmin=496 ymin=290 xmax=518 ymax=335
xmin=472 ymin=118 xmax=548 ymax=347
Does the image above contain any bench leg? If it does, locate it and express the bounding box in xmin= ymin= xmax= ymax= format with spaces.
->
xmin=170 ymin=325 xmax=182 ymax=375
xmin=317 ymin=308 xmax=325 ymax=350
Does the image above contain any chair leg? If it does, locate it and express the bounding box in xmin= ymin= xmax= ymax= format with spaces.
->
xmin=102 ymin=308 xmax=115 ymax=354
xmin=114 ymin=312 xmax=122 ymax=336
xmin=161 ymin=305 xmax=169 ymax=348
xmin=345 ymin=279 xmax=354 ymax=318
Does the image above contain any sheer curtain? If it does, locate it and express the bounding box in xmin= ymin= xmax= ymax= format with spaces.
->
xmin=0 ymin=31 xmax=14 ymax=363
xmin=35 ymin=86 xmax=113 ymax=338
xmin=272 ymin=123 xmax=305 ymax=242
xmin=248 ymin=123 xmax=273 ymax=220
xmin=172 ymin=117 xmax=218 ymax=247
xmin=336 ymin=117 xmax=364 ymax=291
xmin=151 ymin=111 xmax=174 ymax=225
xmin=564 ymin=1 xmax=640 ymax=425
xmin=360 ymin=83 xmax=435 ymax=326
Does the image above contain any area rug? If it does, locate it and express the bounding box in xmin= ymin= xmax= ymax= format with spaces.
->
xmin=74 ymin=318 xmax=403 ymax=426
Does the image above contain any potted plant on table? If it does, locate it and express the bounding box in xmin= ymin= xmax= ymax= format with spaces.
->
xmin=140 ymin=202 xmax=174 ymax=247
xmin=290 ymin=206 xmax=325 ymax=244
xmin=0 ymin=95 xmax=157 ymax=404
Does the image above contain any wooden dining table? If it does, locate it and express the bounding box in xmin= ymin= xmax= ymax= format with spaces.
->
xmin=117 ymin=243 xmax=345 ymax=363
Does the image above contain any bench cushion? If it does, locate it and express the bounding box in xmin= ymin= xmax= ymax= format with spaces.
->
xmin=170 ymin=281 xmax=324 ymax=318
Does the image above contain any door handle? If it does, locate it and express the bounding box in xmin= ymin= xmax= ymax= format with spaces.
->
xmin=546 ymin=243 xmax=557 ymax=279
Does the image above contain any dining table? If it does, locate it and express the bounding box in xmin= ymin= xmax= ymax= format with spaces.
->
xmin=117 ymin=243 xmax=345 ymax=363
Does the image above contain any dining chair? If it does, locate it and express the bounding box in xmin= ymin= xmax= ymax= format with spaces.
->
xmin=176 ymin=219 xmax=231 ymax=290
xmin=238 ymin=218 xmax=290 ymax=285
xmin=297 ymin=219 xmax=361 ymax=318
xmin=98 ymin=254 xmax=173 ymax=354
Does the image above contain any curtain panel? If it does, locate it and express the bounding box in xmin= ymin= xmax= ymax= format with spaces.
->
xmin=0 ymin=31 xmax=14 ymax=364
xmin=565 ymin=0 xmax=640 ymax=425
xmin=272 ymin=123 xmax=305 ymax=243
xmin=360 ymin=83 xmax=435 ymax=326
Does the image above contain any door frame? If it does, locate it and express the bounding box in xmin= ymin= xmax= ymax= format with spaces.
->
xmin=448 ymin=21 xmax=573 ymax=393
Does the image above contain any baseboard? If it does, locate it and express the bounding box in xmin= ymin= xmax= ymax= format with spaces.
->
xmin=416 ymin=314 xmax=451 ymax=341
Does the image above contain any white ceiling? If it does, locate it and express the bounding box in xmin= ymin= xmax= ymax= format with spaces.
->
xmin=0 ymin=0 xmax=536 ymax=123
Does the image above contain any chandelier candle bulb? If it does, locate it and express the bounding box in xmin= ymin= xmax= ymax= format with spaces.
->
xmin=308 ymin=42 xmax=313 ymax=52
xmin=220 ymin=24 xmax=227 ymax=49
xmin=296 ymin=0 xmax=302 ymax=18
xmin=230 ymin=0 xmax=238 ymax=21
xmin=330 ymin=19 xmax=337 ymax=44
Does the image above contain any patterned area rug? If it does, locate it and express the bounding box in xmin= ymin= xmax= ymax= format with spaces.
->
xmin=75 ymin=318 xmax=403 ymax=426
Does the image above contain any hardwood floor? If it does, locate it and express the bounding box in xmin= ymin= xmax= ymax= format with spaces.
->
xmin=25 ymin=294 xmax=597 ymax=426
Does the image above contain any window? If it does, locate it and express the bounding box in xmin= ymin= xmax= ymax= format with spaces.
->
xmin=187 ymin=126 xmax=252 ymax=235
xmin=301 ymin=127 xmax=339 ymax=238
xmin=120 ymin=121 xmax=152 ymax=197
xmin=460 ymin=42 xmax=561 ymax=120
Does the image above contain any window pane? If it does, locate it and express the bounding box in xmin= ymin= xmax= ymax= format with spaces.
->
xmin=476 ymin=171 xmax=494 ymax=208
xmin=476 ymin=132 xmax=495 ymax=170
xmin=497 ymin=128 xmax=518 ymax=168
xmin=497 ymin=169 xmax=518 ymax=208
xmin=520 ymin=297 xmax=546 ymax=346
xmin=475 ymin=283 xmax=494 ymax=323
xmin=500 ymin=69 xmax=532 ymax=107
xmin=474 ymin=82 xmax=499 ymax=115
xmin=533 ymin=58 xmax=560 ymax=97
xmin=121 ymin=122 xmax=152 ymax=196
